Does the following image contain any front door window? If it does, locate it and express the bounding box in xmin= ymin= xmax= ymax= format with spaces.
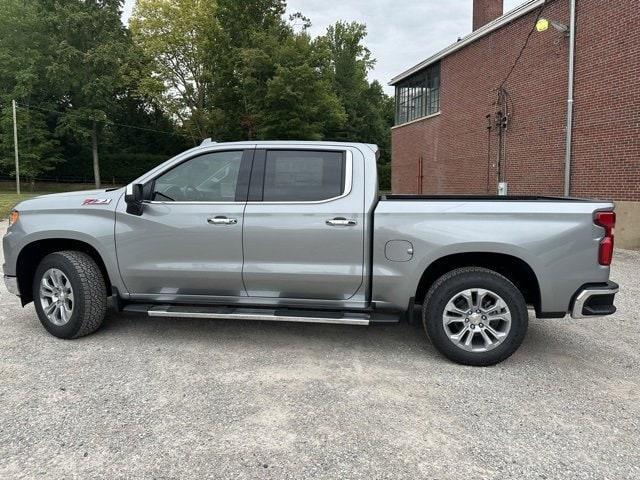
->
xmin=153 ymin=151 xmax=243 ymax=202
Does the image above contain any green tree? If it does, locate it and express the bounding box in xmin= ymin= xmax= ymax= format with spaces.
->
xmin=0 ymin=0 xmax=62 ymax=186
xmin=212 ymin=2 xmax=345 ymax=140
xmin=131 ymin=0 xmax=219 ymax=143
xmin=208 ymin=0 xmax=289 ymax=140
xmin=0 ymin=0 xmax=188 ymax=187
xmin=46 ymin=0 xmax=135 ymax=187
xmin=0 ymin=106 xmax=62 ymax=189
xmin=322 ymin=21 xmax=394 ymax=188
xmin=255 ymin=33 xmax=345 ymax=139
xmin=132 ymin=0 xmax=346 ymax=142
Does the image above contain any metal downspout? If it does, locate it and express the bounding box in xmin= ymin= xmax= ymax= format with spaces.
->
xmin=563 ymin=0 xmax=576 ymax=196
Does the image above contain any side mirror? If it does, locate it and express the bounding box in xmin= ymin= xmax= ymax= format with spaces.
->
xmin=125 ymin=183 xmax=144 ymax=216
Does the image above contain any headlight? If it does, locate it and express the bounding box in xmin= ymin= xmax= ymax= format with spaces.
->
xmin=8 ymin=210 xmax=19 ymax=226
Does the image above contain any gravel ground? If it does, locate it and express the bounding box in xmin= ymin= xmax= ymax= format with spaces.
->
xmin=0 ymin=223 xmax=639 ymax=479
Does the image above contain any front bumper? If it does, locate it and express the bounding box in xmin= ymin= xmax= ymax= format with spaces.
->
xmin=570 ymin=281 xmax=619 ymax=319
xmin=4 ymin=275 xmax=19 ymax=296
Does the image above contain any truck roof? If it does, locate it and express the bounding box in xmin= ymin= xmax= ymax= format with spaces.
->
xmin=199 ymin=138 xmax=379 ymax=155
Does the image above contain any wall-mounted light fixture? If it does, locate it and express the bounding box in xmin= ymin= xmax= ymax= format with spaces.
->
xmin=535 ymin=18 xmax=569 ymax=35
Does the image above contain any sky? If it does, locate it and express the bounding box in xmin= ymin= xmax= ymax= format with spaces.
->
xmin=122 ymin=0 xmax=525 ymax=94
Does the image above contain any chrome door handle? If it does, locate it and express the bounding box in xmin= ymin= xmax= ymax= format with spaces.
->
xmin=326 ymin=217 xmax=357 ymax=227
xmin=207 ymin=216 xmax=238 ymax=225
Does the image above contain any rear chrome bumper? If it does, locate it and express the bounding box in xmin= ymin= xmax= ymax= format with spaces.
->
xmin=3 ymin=275 xmax=19 ymax=296
xmin=571 ymin=281 xmax=619 ymax=319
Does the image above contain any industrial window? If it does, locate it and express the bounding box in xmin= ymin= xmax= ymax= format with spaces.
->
xmin=394 ymin=62 xmax=440 ymax=125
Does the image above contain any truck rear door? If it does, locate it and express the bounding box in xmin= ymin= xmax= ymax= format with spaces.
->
xmin=241 ymin=147 xmax=365 ymax=302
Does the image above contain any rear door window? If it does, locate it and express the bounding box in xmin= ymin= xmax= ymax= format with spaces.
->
xmin=262 ymin=150 xmax=345 ymax=202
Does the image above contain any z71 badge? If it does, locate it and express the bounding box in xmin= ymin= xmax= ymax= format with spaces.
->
xmin=82 ymin=198 xmax=112 ymax=206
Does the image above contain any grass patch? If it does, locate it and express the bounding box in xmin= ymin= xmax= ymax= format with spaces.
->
xmin=0 ymin=182 xmax=117 ymax=219
xmin=0 ymin=181 xmax=98 ymax=194
xmin=0 ymin=193 xmax=39 ymax=219
xmin=0 ymin=181 xmax=125 ymax=219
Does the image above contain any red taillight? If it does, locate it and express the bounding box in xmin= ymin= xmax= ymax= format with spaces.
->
xmin=594 ymin=211 xmax=615 ymax=266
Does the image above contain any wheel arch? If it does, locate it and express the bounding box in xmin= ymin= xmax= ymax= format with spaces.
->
xmin=414 ymin=252 xmax=541 ymax=314
xmin=16 ymin=239 xmax=112 ymax=306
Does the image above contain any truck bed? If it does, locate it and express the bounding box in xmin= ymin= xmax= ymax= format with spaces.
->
xmin=371 ymin=194 xmax=614 ymax=315
xmin=380 ymin=194 xmax=596 ymax=202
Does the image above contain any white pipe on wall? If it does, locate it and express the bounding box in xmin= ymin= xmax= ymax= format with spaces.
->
xmin=564 ymin=0 xmax=576 ymax=197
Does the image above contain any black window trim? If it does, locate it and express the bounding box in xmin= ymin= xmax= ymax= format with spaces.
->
xmin=143 ymin=148 xmax=255 ymax=205
xmin=247 ymin=148 xmax=353 ymax=204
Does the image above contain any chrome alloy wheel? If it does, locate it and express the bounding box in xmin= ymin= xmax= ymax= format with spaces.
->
xmin=39 ymin=268 xmax=74 ymax=326
xmin=442 ymin=288 xmax=512 ymax=352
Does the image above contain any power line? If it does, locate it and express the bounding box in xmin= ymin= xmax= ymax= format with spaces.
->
xmin=499 ymin=1 xmax=547 ymax=90
xmin=13 ymin=102 xmax=178 ymax=136
xmin=110 ymin=121 xmax=177 ymax=136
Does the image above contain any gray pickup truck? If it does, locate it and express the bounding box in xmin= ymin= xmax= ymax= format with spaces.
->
xmin=2 ymin=141 xmax=619 ymax=365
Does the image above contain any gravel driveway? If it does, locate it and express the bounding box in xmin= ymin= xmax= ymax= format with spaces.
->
xmin=1 ymin=221 xmax=638 ymax=480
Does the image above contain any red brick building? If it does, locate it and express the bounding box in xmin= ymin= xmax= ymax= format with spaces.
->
xmin=389 ymin=0 xmax=640 ymax=248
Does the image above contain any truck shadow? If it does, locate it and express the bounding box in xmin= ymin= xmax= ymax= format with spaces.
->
xmin=98 ymin=309 xmax=572 ymax=365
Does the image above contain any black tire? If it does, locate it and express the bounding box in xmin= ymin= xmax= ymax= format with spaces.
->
xmin=422 ymin=267 xmax=528 ymax=366
xmin=33 ymin=251 xmax=107 ymax=339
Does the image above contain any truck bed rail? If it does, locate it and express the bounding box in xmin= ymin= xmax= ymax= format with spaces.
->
xmin=380 ymin=194 xmax=596 ymax=202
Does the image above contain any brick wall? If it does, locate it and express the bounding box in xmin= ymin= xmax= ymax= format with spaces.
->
xmin=391 ymin=115 xmax=441 ymax=193
xmin=391 ymin=0 xmax=640 ymax=202
xmin=571 ymin=0 xmax=640 ymax=201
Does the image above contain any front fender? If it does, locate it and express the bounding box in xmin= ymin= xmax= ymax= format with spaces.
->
xmin=3 ymin=208 xmax=125 ymax=295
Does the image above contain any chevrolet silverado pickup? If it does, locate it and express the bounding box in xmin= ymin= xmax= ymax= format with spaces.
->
xmin=2 ymin=141 xmax=619 ymax=365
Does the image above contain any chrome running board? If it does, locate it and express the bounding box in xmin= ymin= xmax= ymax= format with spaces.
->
xmin=134 ymin=305 xmax=371 ymax=326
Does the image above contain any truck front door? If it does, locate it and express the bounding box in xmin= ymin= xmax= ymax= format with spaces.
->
xmin=241 ymin=147 xmax=365 ymax=302
xmin=115 ymin=148 xmax=252 ymax=300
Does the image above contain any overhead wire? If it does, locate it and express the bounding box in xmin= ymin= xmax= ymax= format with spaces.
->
xmin=13 ymin=101 xmax=177 ymax=136
xmin=492 ymin=1 xmax=547 ymax=191
xmin=499 ymin=0 xmax=548 ymax=90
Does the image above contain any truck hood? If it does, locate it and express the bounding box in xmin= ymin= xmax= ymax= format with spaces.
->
xmin=14 ymin=187 xmax=125 ymax=212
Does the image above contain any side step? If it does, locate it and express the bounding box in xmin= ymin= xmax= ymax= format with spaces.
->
xmin=123 ymin=304 xmax=376 ymax=326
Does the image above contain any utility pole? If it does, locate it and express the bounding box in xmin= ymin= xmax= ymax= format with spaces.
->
xmin=12 ymin=100 xmax=20 ymax=194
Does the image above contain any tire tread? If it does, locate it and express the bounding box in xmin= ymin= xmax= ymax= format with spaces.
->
xmin=422 ymin=267 xmax=528 ymax=366
xmin=35 ymin=251 xmax=107 ymax=339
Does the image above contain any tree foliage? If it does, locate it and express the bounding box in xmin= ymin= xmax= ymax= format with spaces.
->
xmin=0 ymin=0 xmax=394 ymax=189
xmin=0 ymin=0 xmax=62 ymax=182
xmin=47 ymin=0 xmax=137 ymax=186
xmin=322 ymin=21 xmax=395 ymax=174
xmin=131 ymin=0 xmax=218 ymax=142
xmin=238 ymin=26 xmax=346 ymax=140
xmin=0 ymin=0 xmax=185 ymax=187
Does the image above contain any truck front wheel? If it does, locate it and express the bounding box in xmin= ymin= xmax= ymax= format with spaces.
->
xmin=422 ymin=267 xmax=528 ymax=366
xmin=33 ymin=251 xmax=107 ymax=339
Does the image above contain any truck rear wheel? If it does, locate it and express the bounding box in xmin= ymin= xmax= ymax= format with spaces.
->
xmin=33 ymin=251 xmax=107 ymax=339
xmin=422 ymin=267 xmax=528 ymax=366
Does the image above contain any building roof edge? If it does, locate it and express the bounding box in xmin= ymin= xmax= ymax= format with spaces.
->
xmin=388 ymin=0 xmax=545 ymax=86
